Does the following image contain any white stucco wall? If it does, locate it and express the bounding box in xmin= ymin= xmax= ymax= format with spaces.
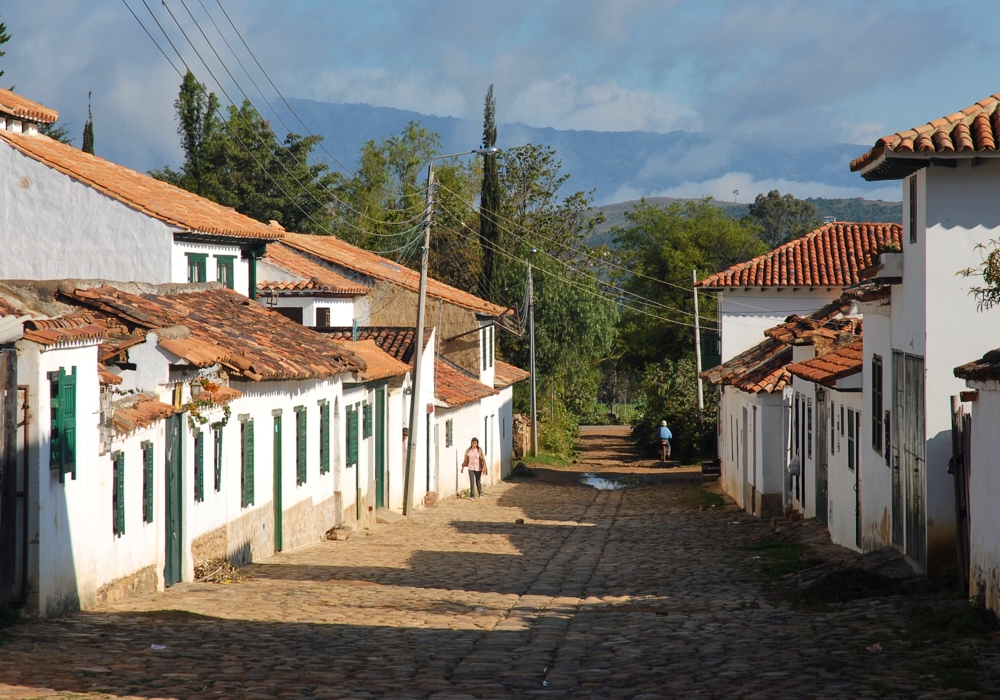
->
xmin=719 ymin=288 xmax=841 ymax=363
xmin=436 ymin=401 xmax=483 ymax=499
xmin=718 ymin=385 xmax=786 ymax=514
xmin=966 ymin=382 xmax=1000 ymax=614
xmin=262 ymin=296 xmax=355 ymax=327
xmin=0 ymin=142 xmax=174 ymax=282
xmin=860 ymin=302 xmax=894 ymax=551
xmin=826 ymin=389 xmax=863 ymax=552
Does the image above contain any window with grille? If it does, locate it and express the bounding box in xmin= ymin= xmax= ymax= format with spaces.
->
xmin=295 ymin=406 xmax=307 ymax=486
xmin=194 ymin=430 xmax=205 ymax=502
xmin=346 ymin=406 xmax=359 ymax=468
xmin=319 ymin=400 xmax=330 ymax=474
xmin=241 ymin=416 xmax=255 ymax=508
xmin=316 ymin=307 xmax=331 ymax=327
xmin=213 ymin=427 xmax=223 ymax=491
xmin=362 ymin=402 xmax=373 ymax=439
xmin=48 ymin=367 xmax=77 ymax=482
xmin=142 ymin=441 xmax=154 ymax=523
xmin=807 ymin=398 xmax=813 ymax=459
xmin=215 ymin=255 xmax=235 ymax=289
xmin=186 ymin=253 xmax=207 ymax=283
xmin=848 ymin=408 xmax=857 ymax=471
xmin=872 ymin=355 xmax=883 ymax=454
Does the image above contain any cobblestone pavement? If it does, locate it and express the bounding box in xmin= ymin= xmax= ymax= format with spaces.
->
xmin=2 ymin=427 xmax=998 ymax=699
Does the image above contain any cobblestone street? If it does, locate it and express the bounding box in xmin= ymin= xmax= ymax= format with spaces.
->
xmin=1 ymin=427 xmax=998 ymax=699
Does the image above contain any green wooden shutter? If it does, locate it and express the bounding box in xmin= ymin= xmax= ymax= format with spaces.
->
xmin=363 ymin=402 xmax=372 ymax=439
xmin=48 ymin=371 xmax=61 ymax=473
xmin=347 ymin=407 xmax=359 ymax=468
xmin=113 ymin=451 xmax=125 ymax=537
xmin=319 ymin=402 xmax=330 ymax=474
xmin=142 ymin=441 xmax=154 ymax=523
xmin=60 ymin=367 xmax=77 ymax=480
xmin=295 ymin=407 xmax=307 ymax=485
xmin=242 ymin=418 xmax=255 ymax=507
xmin=194 ymin=430 xmax=205 ymax=502
xmin=214 ymin=427 xmax=223 ymax=491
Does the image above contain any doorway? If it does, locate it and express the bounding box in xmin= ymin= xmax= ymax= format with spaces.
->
xmin=816 ymin=390 xmax=828 ymax=525
xmin=375 ymin=387 xmax=386 ymax=509
xmin=892 ymin=351 xmax=926 ymax=568
xmin=741 ymin=407 xmax=749 ymax=510
xmin=164 ymin=414 xmax=183 ymax=587
xmin=273 ymin=412 xmax=283 ymax=552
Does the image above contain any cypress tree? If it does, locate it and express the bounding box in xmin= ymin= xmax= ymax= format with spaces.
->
xmin=0 ymin=18 xmax=10 ymax=80
xmin=479 ymin=85 xmax=500 ymax=301
xmin=82 ymin=92 xmax=94 ymax=155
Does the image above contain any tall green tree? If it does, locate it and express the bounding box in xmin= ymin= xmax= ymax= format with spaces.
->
xmin=0 ymin=18 xmax=10 ymax=81
xmin=479 ymin=85 xmax=500 ymax=300
xmin=152 ymin=71 xmax=338 ymax=234
xmin=81 ymin=91 xmax=94 ymax=155
xmin=40 ymin=121 xmax=73 ymax=144
xmin=743 ymin=189 xmax=819 ymax=248
xmin=613 ymin=198 xmax=767 ymax=369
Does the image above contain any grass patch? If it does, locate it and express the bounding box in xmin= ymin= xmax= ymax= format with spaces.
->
xmin=743 ymin=538 xmax=825 ymax=582
xmin=680 ymin=485 xmax=725 ymax=510
xmin=796 ymin=567 xmax=905 ymax=605
xmin=521 ymin=453 xmax=571 ymax=467
xmin=904 ymin=601 xmax=995 ymax=644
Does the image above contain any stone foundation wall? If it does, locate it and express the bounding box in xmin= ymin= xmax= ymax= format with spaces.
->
xmin=191 ymin=525 xmax=228 ymax=562
xmin=280 ymin=494 xmax=337 ymax=551
xmin=92 ymin=565 xmax=159 ymax=607
xmin=755 ymin=491 xmax=784 ymax=519
xmin=226 ymin=504 xmax=274 ymax=565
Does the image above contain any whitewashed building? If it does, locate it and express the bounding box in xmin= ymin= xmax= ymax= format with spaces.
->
xmin=0 ymin=88 xmax=281 ymax=297
xmin=849 ymin=91 xmax=1000 ymax=575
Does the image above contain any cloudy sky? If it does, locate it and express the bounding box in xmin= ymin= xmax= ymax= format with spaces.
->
xmin=2 ymin=1 xmax=994 ymax=202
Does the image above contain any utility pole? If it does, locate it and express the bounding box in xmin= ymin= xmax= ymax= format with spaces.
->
xmin=528 ymin=263 xmax=538 ymax=456
xmin=693 ymin=268 xmax=704 ymax=412
xmin=403 ymin=164 xmax=435 ymax=516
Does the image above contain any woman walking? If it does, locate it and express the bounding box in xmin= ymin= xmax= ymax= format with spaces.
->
xmin=462 ymin=437 xmax=486 ymax=499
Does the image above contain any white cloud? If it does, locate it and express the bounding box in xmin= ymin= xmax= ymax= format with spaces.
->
xmin=653 ymin=171 xmax=900 ymax=203
xmin=507 ymin=75 xmax=698 ymax=133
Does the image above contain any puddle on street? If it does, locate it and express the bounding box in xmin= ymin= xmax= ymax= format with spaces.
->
xmin=580 ymin=472 xmax=648 ymax=490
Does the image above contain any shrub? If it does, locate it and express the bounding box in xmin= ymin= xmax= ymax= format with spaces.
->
xmin=631 ymin=357 xmax=717 ymax=463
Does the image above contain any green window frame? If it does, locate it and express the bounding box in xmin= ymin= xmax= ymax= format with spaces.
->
xmin=194 ymin=429 xmax=205 ymax=502
xmin=241 ymin=416 xmax=255 ymax=508
xmin=186 ymin=253 xmax=208 ymax=283
xmin=488 ymin=326 xmax=494 ymax=368
xmin=346 ymin=406 xmax=359 ymax=468
xmin=213 ymin=426 xmax=223 ymax=492
xmin=319 ymin=401 xmax=330 ymax=474
xmin=48 ymin=366 xmax=77 ymax=482
xmin=362 ymin=402 xmax=373 ymax=439
xmin=295 ymin=406 xmax=307 ymax=486
xmin=112 ymin=451 xmax=125 ymax=537
xmin=215 ymin=255 xmax=236 ymax=289
xmin=446 ymin=419 xmax=453 ymax=447
xmin=481 ymin=328 xmax=487 ymax=371
xmin=142 ymin=441 xmax=154 ymax=523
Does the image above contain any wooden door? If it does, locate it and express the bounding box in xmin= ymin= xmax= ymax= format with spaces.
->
xmin=273 ymin=414 xmax=283 ymax=552
xmin=375 ymin=388 xmax=385 ymax=509
xmin=815 ymin=390 xmax=828 ymax=525
xmin=742 ymin=407 xmax=749 ymax=510
xmin=164 ymin=414 xmax=183 ymax=587
xmin=891 ymin=352 xmax=904 ymax=546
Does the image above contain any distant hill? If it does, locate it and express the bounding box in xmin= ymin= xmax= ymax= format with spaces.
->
xmin=274 ymin=98 xmax=896 ymax=206
xmin=587 ymin=197 xmax=903 ymax=249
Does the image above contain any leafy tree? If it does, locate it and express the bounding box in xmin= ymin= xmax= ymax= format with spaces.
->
xmin=743 ymin=189 xmax=819 ymax=248
xmin=152 ymin=71 xmax=337 ymax=234
xmin=479 ymin=85 xmax=500 ymax=300
xmin=0 ymin=18 xmax=9 ymax=80
xmin=632 ymin=358 xmax=717 ymax=462
xmin=613 ymin=198 xmax=767 ymax=369
xmin=81 ymin=92 xmax=94 ymax=155
xmin=40 ymin=122 xmax=73 ymax=145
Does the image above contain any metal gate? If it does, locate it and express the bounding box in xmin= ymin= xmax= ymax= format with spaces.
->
xmin=815 ymin=390 xmax=829 ymax=525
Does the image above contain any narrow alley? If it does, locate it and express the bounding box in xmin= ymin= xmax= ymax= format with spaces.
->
xmin=0 ymin=427 xmax=996 ymax=699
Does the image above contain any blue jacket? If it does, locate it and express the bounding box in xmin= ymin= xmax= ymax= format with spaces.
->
xmin=658 ymin=426 xmax=673 ymax=440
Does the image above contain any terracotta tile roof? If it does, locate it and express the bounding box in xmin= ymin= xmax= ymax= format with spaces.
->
xmin=852 ymin=92 xmax=1000 ymax=178
xmin=259 ymin=243 xmax=371 ymax=296
xmin=197 ymin=380 xmax=242 ymax=405
xmin=282 ymin=232 xmax=509 ymax=317
xmin=331 ymin=339 xmax=410 ymax=381
xmin=0 ymin=298 xmax=19 ymax=317
xmin=701 ymin=302 xmax=857 ymax=395
xmin=787 ymin=340 xmax=863 ymax=387
xmin=157 ymin=335 xmax=232 ymax=368
xmin=697 ymin=223 xmax=902 ymax=289
xmin=62 ymin=286 xmax=363 ymax=382
xmin=0 ymin=88 xmax=58 ymax=124
xmin=98 ymin=364 xmax=123 ymax=386
xmin=0 ymin=130 xmax=281 ymax=241
xmin=321 ymin=327 xmax=432 ymax=364
xmin=112 ymin=394 xmax=175 ymax=435
xmin=435 ymin=357 xmax=498 ymax=408
xmin=22 ymin=313 xmax=106 ymax=346
xmin=955 ymin=347 xmax=1000 ymax=382
xmin=494 ymin=360 xmax=530 ymax=389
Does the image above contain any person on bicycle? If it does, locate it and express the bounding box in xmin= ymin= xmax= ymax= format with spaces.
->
xmin=658 ymin=420 xmax=673 ymax=462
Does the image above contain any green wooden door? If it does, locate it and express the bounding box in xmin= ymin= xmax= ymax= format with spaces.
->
xmin=164 ymin=414 xmax=183 ymax=587
xmin=375 ymin=387 xmax=386 ymax=508
xmin=273 ymin=414 xmax=283 ymax=552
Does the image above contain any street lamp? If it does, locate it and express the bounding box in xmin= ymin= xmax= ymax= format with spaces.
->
xmin=402 ymin=146 xmax=498 ymax=517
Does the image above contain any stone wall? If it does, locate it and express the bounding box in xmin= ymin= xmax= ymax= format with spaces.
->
xmin=92 ymin=565 xmax=159 ymax=607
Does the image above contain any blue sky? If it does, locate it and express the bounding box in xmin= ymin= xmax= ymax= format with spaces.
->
xmin=2 ymin=1 xmax=995 ymax=202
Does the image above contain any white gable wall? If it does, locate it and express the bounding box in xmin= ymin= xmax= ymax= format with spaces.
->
xmin=719 ymin=288 xmax=840 ymax=363
xmin=0 ymin=144 xmax=174 ymax=281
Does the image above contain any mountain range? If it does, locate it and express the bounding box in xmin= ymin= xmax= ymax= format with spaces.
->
xmin=275 ymin=98 xmax=900 ymax=206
